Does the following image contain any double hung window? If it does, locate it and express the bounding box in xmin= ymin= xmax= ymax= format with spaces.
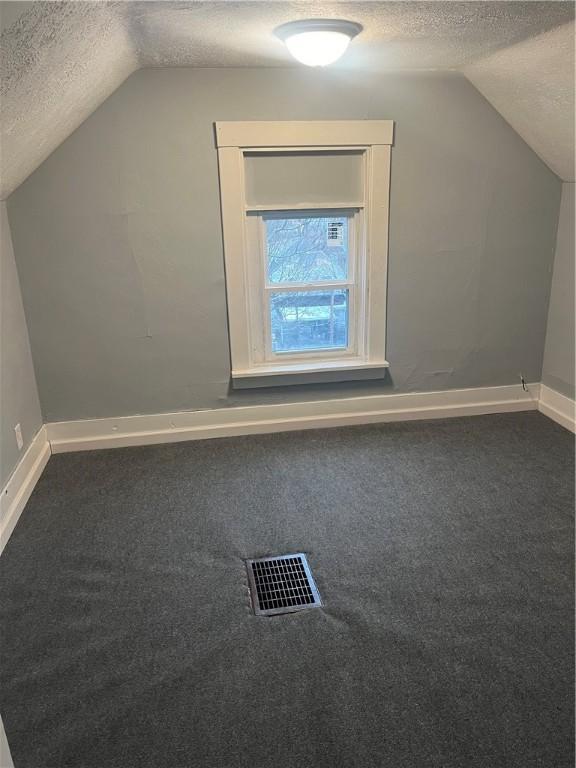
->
xmin=216 ymin=121 xmax=393 ymax=386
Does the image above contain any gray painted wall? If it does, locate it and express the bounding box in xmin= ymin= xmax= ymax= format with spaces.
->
xmin=7 ymin=68 xmax=561 ymax=422
xmin=0 ymin=201 xmax=42 ymax=487
xmin=542 ymin=182 xmax=575 ymax=399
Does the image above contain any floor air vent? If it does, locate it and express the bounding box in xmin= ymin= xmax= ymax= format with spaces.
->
xmin=246 ymin=553 xmax=322 ymax=616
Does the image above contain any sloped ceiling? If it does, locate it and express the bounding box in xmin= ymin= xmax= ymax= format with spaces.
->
xmin=0 ymin=2 xmax=137 ymax=200
xmin=1 ymin=1 xmax=574 ymax=199
xmin=465 ymin=20 xmax=575 ymax=181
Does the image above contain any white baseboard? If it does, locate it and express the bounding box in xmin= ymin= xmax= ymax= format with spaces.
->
xmin=0 ymin=716 xmax=14 ymax=768
xmin=538 ymin=385 xmax=576 ymax=433
xmin=0 ymin=383 xmax=550 ymax=554
xmin=46 ymin=383 xmax=540 ymax=454
xmin=0 ymin=426 xmax=51 ymax=555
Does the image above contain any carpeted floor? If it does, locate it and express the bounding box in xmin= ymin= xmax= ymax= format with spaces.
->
xmin=1 ymin=412 xmax=574 ymax=768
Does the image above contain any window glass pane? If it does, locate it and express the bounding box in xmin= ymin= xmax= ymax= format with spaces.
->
xmin=266 ymin=215 xmax=349 ymax=284
xmin=270 ymin=290 xmax=349 ymax=353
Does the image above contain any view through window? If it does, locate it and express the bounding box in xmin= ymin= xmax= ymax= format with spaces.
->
xmin=265 ymin=214 xmax=352 ymax=354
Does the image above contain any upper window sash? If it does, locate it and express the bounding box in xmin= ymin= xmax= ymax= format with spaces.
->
xmin=262 ymin=209 xmax=356 ymax=288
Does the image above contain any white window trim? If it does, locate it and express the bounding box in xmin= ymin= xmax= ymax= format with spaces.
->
xmin=215 ymin=120 xmax=394 ymax=385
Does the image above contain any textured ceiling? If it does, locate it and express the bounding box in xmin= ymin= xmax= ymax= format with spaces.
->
xmin=0 ymin=2 xmax=137 ymax=199
xmin=464 ymin=22 xmax=575 ymax=181
xmin=465 ymin=20 xmax=575 ymax=181
xmin=0 ymin=1 xmax=574 ymax=198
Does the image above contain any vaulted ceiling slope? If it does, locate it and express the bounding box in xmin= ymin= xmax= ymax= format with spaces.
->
xmin=465 ymin=20 xmax=574 ymax=182
xmin=1 ymin=1 xmax=574 ymax=199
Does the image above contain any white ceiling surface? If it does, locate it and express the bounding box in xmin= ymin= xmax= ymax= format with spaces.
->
xmin=465 ymin=20 xmax=575 ymax=181
xmin=0 ymin=2 xmax=574 ymax=199
xmin=0 ymin=2 xmax=137 ymax=200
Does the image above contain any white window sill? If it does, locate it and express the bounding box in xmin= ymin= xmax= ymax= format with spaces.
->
xmin=232 ymin=359 xmax=389 ymax=389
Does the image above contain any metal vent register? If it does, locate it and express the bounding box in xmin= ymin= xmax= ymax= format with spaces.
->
xmin=246 ymin=554 xmax=322 ymax=616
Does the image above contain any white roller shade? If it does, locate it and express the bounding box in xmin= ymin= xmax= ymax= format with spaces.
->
xmin=244 ymin=151 xmax=364 ymax=207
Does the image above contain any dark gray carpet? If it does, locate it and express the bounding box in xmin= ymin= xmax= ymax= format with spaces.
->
xmin=1 ymin=412 xmax=574 ymax=768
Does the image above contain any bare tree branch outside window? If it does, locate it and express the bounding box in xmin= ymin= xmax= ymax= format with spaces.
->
xmin=265 ymin=215 xmax=350 ymax=352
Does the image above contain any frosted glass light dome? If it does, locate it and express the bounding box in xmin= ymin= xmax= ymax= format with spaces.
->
xmin=275 ymin=20 xmax=362 ymax=67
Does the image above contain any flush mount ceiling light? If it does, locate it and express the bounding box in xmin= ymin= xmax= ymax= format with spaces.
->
xmin=275 ymin=19 xmax=363 ymax=67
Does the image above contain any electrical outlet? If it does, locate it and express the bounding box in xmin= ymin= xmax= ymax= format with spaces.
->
xmin=14 ymin=423 xmax=23 ymax=451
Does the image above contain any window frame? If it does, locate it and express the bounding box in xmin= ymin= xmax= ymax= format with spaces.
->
xmin=215 ymin=121 xmax=394 ymax=386
xmin=250 ymin=208 xmax=362 ymax=363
